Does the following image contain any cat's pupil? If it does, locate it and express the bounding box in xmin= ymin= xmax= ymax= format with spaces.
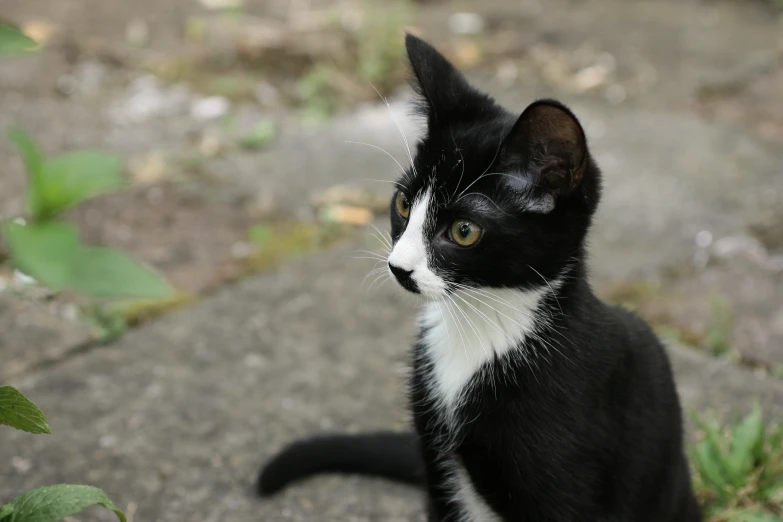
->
xmin=458 ymin=222 xmax=471 ymax=238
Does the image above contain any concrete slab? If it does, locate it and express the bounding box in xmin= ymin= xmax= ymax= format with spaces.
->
xmin=2 ymin=244 xmax=783 ymax=521
xmin=0 ymin=295 xmax=93 ymax=382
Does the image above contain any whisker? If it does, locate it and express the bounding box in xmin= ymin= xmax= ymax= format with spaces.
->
xmin=453 ymin=122 xmax=512 ymax=202
xmin=454 ymin=173 xmax=522 ymax=204
xmin=370 ymin=224 xmax=393 ymax=251
xmin=434 ymin=299 xmax=453 ymax=356
xmin=448 ymin=283 xmax=536 ymax=319
xmin=453 ymin=192 xmax=510 ymax=216
xmin=448 ymin=293 xmax=490 ymax=363
xmin=346 ymin=140 xmax=407 ymax=177
xmin=452 ymin=291 xmax=519 ymax=348
xmin=352 ymin=256 xmax=389 ymax=262
xmin=367 ymin=81 xmax=418 ymax=181
xmin=361 ymin=265 xmax=387 ymax=286
xmin=454 ymin=289 xmax=531 ymax=333
xmin=443 ymin=294 xmax=470 ymax=364
xmin=367 ymin=271 xmax=390 ymax=293
xmin=527 ymin=265 xmax=564 ymax=316
xmin=362 ymin=178 xmax=405 ymax=189
xmin=449 ymin=126 xmax=466 ymax=203
xmin=354 ymin=249 xmax=388 ymax=260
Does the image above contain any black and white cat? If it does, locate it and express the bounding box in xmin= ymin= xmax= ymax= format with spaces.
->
xmin=258 ymin=34 xmax=702 ymax=522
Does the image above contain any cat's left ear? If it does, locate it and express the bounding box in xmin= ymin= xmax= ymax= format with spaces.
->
xmin=500 ymin=100 xmax=589 ymax=211
xmin=405 ymin=33 xmax=487 ymax=124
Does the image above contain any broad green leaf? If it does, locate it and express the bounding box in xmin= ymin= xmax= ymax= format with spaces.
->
xmin=0 ymin=386 xmax=50 ymax=434
xmin=70 ymin=246 xmax=172 ymax=299
xmin=0 ymin=24 xmax=37 ymax=55
xmin=39 ymin=151 xmax=124 ymax=217
xmin=7 ymin=128 xmax=45 ymax=218
xmin=0 ymin=484 xmax=126 ymax=522
xmin=693 ymin=442 xmax=729 ymax=496
xmin=3 ymin=222 xmax=172 ymax=299
xmin=725 ymin=405 xmax=764 ymax=486
xmin=3 ymin=221 xmax=79 ymax=290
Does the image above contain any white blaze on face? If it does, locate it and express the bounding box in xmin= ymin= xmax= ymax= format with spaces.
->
xmin=388 ymin=188 xmax=446 ymax=297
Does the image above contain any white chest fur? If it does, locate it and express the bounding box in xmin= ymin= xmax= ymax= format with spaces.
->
xmin=419 ymin=286 xmax=551 ymax=413
xmin=418 ymin=285 xmax=557 ymax=522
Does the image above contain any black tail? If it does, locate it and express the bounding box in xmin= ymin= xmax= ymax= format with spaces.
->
xmin=257 ymin=431 xmax=424 ymax=496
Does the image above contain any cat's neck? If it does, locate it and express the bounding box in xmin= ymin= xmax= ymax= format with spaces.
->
xmin=417 ymin=263 xmax=589 ymax=411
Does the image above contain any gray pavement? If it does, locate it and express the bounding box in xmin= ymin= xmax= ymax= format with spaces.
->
xmin=2 ymin=0 xmax=783 ymax=518
xmin=3 ymin=244 xmax=783 ymax=521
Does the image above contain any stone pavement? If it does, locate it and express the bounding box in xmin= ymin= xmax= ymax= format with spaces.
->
xmin=2 ymin=244 xmax=783 ymax=522
xmin=2 ymin=71 xmax=783 ymax=522
xmin=2 ymin=0 xmax=783 ymax=517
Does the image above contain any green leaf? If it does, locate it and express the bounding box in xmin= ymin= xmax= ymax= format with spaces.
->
xmin=7 ymin=128 xmax=46 ymax=219
xmin=0 ymin=24 xmax=37 ymax=55
xmin=3 ymin=221 xmax=79 ymax=290
xmin=39 ymin=151 xmax=124 ymax=217
xmin=725 ymin=405 xmax=764 ymax=486
xmin=693 ymin=441 xmax=729 ymax=496
xmin=3 ymin=222 xmax=172 ymax=299
xmin=0 ymin=386 xmax=50 ymax=434
xmin=69 ymin=246 xmax=172 ymax=299
xmin=0 ymin=484 xmax=126 ymax=522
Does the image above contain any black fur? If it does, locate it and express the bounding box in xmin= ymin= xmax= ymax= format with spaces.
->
xmin=258 ymin=34 xmax=702 ymax=522
xmin=258 ymin=432 xmax=423 ymax=495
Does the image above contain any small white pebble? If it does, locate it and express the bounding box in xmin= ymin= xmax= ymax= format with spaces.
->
xmin=191 ymin=96 xmax=230 ymax=120
xmin=13 ymin=270 xmax=36 ymax=285
xmin=695 ymin=230 xmax=713 ymax=248
xmin=448 ymin=12 xmax=485 ymax=35
xmin=12 ymin=456 xmax=32 ymax=474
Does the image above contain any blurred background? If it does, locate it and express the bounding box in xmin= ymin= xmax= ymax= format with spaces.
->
xmin=1 ymin=0 xmax=783 ymax=520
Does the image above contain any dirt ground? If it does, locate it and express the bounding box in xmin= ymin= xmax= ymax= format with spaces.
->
xmin=1 ymin=0 xmax=782 ymax=361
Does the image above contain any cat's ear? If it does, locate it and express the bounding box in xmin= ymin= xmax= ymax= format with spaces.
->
xmin=405 ymin=33 xmax=484 ymax=123
xmin=500 ymin=100 xmax=588 ymax=211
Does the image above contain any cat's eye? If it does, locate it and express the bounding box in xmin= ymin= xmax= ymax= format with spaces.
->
xmin=450 ymin=219 xmax=482 ymax=247
xmin=395 ymin=192 xmax=411 ymax=219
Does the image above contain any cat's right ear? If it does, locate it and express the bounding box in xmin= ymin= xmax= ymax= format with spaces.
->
xmin=499 ymin=100 xmax=590 ymax=212
xmin=405 ymin=34 xmax=483 ymax=124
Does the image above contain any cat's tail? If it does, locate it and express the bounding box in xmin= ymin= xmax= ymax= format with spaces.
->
xmin=257 ymin=431 xmax=424 ymax=496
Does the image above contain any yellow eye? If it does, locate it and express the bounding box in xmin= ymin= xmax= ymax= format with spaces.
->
xmin=450 ymin=219 xmax=482 ymax=247
xmin=395 ymin=192 xmax=411 ymax=219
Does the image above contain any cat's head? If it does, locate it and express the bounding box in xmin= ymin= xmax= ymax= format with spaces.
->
xmin=386 ymin=34 xmax=602 ymax=299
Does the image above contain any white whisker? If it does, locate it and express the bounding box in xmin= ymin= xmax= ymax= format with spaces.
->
xmin=527 ymin=265 xmax=564 ymax=316
xmin=346 ymin=140 xmax=408 ymax=178
xmin=368 ymin=81 xmax=418 ymax=180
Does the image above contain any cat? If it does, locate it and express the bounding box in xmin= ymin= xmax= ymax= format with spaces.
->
xmin=257 ymin=34 xmax=703 ymax=522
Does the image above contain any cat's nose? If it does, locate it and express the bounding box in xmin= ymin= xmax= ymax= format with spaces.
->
xmin=388 ymin=263 xmax=413 ymax=285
